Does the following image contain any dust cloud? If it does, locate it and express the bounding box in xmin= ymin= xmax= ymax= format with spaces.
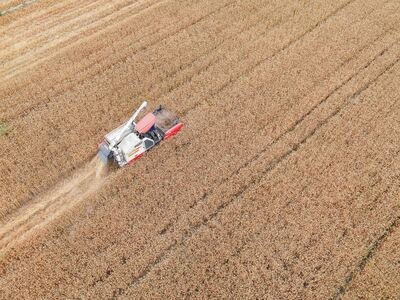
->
xmin=0 ymin=155 xmax=110 ymax=255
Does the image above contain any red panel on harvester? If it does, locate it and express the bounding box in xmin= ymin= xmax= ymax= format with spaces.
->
xmin=136 ymin=113 xmax=156 ymax=133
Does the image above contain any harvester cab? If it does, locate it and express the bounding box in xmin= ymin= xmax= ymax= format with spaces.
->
xmin=98 ymin=101 xmax=183 ymax=167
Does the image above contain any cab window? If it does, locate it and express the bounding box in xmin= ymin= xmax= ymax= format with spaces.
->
xmin=144 ymin=139 xmax=154 ymax=149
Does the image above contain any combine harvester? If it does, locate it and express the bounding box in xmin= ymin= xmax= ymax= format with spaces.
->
xmin=98 ymin=101 xmax=183 ymax=166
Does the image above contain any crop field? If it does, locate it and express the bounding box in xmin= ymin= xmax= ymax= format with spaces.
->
xmin=0 ymin=0 xmax=400 ymax=298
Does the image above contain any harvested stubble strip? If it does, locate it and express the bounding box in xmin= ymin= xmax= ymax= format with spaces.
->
xmin=0 ymin=0 xmax=38 ymax=16
xmin=0 ymin=0 xmax=175 ymax=81
xmin=0 ymin=0 xmax=106 ymax=31
xmin=2 ymin=1 xmax=399 ymax=298
xmin=1 ymin=0 xmax=118 ymax=38
xmin=0 ymin=0 xmax=180 ymax=91
xmin=0 ymin=0 xmax=119 ymax=53
xmin=0 ymin=0 xmax=57 ymax=26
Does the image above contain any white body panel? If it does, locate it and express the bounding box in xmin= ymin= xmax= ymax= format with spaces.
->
xmin=119 ymin=133 xmax=145 ymax=165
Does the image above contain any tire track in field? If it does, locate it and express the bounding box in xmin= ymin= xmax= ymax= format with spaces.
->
xmin=175 ymin=2 xmax=399 ymax=157
xmin=0 ymin=157 xmax=109 ymax=257
xmin=210 ymin=158 xmax=400 ymax=300
xmin=116 ymin=38 xmax=400 ymax=295
xmin=274 ymin=36 xmax=400 ymax=146
xmin=206 ymin=0 xmax=360 ymax=101
xmin=332 ymin=174 xmax=400 ymax=299
xmin=170 ymin=6 xmax=400 ymax=208
xmin=199 ymin=56 xmax=400 ymax=235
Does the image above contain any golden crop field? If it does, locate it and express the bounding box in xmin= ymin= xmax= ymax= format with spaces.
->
xmin=0 ymin=0 xmax=399 ymax=298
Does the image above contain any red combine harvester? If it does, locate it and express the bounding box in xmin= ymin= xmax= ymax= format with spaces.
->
xmin=98 ymin=101 xmax=183 ymax=166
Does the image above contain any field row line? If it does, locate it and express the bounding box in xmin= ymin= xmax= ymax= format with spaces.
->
xmin=332 ymin=173 xmax=400 ymax=299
